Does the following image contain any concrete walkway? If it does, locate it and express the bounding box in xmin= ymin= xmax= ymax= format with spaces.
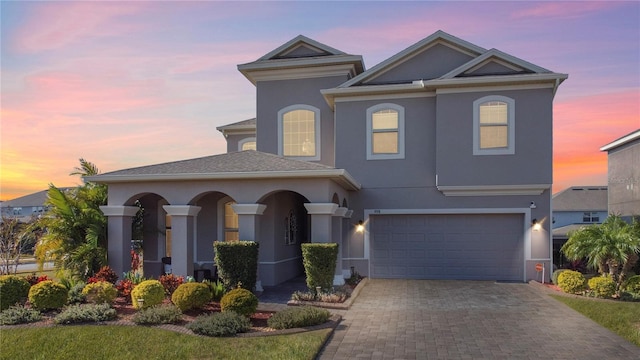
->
xmin=318 ymin=279 xmax=640 ymax=359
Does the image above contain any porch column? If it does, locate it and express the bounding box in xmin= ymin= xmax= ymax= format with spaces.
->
xmin=304 ymin=203 xmax=338 ymax=243
xmin=163 ymin=205 xmax=201 ymax=279
xmin=100 ymin=206 xmax=139 ymax=277
xmin=332 ymin=207 xmax=348 ymax=285
xmin=231 ymin=203 xmax=267 ymax=292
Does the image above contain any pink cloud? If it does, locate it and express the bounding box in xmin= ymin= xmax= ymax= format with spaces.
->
xmin=511 ymin=1 xmax=620 ymax=20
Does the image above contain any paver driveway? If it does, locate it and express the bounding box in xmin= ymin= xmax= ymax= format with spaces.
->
xmin=318 ymin=279 xmax=640 ymax=359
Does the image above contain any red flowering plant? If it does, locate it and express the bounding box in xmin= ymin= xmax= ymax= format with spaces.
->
xmin=88 ymin=266 xmax=118 ymax=284
xmin=24 ymin=273 xmax=49 ymax=286
xmin=159 ymin=274 xmax=185 ymax=296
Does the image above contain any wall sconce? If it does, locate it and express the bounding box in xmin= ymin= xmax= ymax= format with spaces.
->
xmin=532 ymin=218 xmax=541 ymax=231
xmin=355 ymin=220 xmax=364 ymax=233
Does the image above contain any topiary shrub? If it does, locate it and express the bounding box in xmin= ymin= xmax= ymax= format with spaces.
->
xmin=220 ymin=288 xmax=258 ymax=317
xmin=28 ymin=280 xmax=68 ymax=311
xmin=82 ymin=281 xmax=117 ymax=304
xmin=54 ymin=303 xmax=117 ymax=324
xmin=186 ymin=311 xmax=251 ymax=337
xmin=552 ymin=269 xmax=569 ymax=285
xmin=622 ymin=275 xmax=640 ymax=294
xmin=587 ymin=276 xmax=617 ymax=298
xmin=0 ymin=305 xmax=42 ymax=325
xmin=557 ymin=270 xmax=586 ymax=294
xmin=132 ymin=304 xmax=182 ymax=325
xmin=171 ymin=282 xmax=212 ymax=311
xmin=302 ymin=243 xmax=338 ymax=292
xmin=214 ymin=241 xmax=259 ymax=291
xmin=0 ymin=275 xmax=31 ymax=310
xmin=131 ymin=280 xmax=165 ymax=310
xmin=267 ymin=306 xmax=331 ymax=330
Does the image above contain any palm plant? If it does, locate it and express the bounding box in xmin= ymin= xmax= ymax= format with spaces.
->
xmin=561 ymin=215 xmax=640 ymax=289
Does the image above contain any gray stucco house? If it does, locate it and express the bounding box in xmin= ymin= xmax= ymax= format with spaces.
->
xmin=87 ymin=31 xmax=567 ymax=288
xmin=600 ymin=129 xmax=640 ymax=222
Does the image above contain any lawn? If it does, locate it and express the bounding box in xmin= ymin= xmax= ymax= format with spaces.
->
xmin=0 ymin=325 xmax=332 ymax=360
xmin=551 ymin=295 xmax=640 ymax=346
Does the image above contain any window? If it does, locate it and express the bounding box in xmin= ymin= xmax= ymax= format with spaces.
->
xmin=583 ymin=212 xmax=600 ymax=223
xmin=278 ymin=105 xmax=321 ymax=160
xmin=239 ymin=138 xmax=256 ymax=151
xmin=224 ymin=201 xmax=239 ymax=241
xmin=473 ymin=95 xmax=515 ymax=155
xmin=366 ymin=103 xmax=405 ymax=160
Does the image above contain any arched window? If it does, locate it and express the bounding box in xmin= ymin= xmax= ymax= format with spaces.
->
xmin=239 ymin=138 xmax=256 ymax=151
xmin=366 ymin=103 xmax=405 ymax=160
xmin=473 ymin=95 xmax=515 ymax=155
xmin=223 ymin=201 xmax=238 ymax=241
xmin=278 ymin=105 xmax=321 ymax=160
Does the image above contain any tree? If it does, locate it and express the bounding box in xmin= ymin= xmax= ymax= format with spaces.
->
xmin=35 ymin=159 xmax=108 ymax=280
xmin=561 ymin=215 xmax=640 ymax=290
xmin=0 ymin=216 xmax=37 ymax=274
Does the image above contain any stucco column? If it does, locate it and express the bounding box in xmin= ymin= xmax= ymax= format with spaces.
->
xmin=163 ymin=205 xmax=201 ymax=279
xmin=332 ymin=207 xmax=348 ymax=285
xmin=100 ymin=206 xmax=139 ymax=277
xmin=304 ymin=203 xmax=338 ymax=243
xmin=231 ymin=203 xmax=267 ymax=292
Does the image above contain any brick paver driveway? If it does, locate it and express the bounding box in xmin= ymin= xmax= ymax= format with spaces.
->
xmin=318 ymin=279 xmax=640 ymax=359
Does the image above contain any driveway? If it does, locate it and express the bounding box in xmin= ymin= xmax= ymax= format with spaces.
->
xmin=318 ymin=279 xmax=640 ymax=359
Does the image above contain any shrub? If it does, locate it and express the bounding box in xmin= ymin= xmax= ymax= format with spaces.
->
xmin=171 ymin=282 xmax=212 ymax=311
xmin=82 ymin=281 xmax=117 ymax=304
xmin=0 ymin=305 xmax=42 ymax=325
xmin=186 ymin=311 xmax=251 ymax=337
xmin=622 ymin=275 xmax=640 ymax=294
xmin=159 ymin=274 xmax=185 ymax=296
xmin=220 ymin=288 xmax=258 ymax=317
xmin=54 ymin=303 xmax=116 ymax=324
xmin=557 ymin=270 xmax=586 ymax=294
xmin=67 ymin=281 xmax=87 ymax=304
xmin=317 ymin=290 xmax=349 ymax=303
xmin=24 ymin=273 xmax=49 ymax=286
xmin=587 ymin=276 xmax=617 ymax=298
xmin=131 ymin=280 xmax=165 ymax=310
xmin=204 ymin=279 xmax=226 ymax=302
xmin=28 ymin=280 xmax=68 ymax=311
xmin=301 ymin=243 xmax=338 ymax=292
xmin=214 ymin=241 xmax=259 ymax=291
xmin=88 ymin=266 xmax=118 ymax=284
xmin=0 ymin=275 xmax=31 ymax=310
xmin=116 ymin=279 xmax=135 ymax=298
xmin=267 ymin=306 xmax=330 ymax=330
xmin=620 ymin=291 xmax=640 ymax=302
xmin=552 ymin=269 xmax=569 ymax=285
xmin=132 ymin=304 xmax=182 ymax=325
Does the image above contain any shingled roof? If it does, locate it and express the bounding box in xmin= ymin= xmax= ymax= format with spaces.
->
xmin=552 ymin=186 xmax=608 ymax=211
xmin=86 ymin=151 xmax=360 ymax=190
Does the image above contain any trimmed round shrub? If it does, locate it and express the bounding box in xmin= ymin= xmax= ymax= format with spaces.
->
xmin=0 ymin=275 xmax=31 ymax=310
xmin=552 ymin=269 xmax=569 ymax=285
xmin=186 ymin=311 xmax=251 ymax=337
xmin=557 ymin=270 xmax=586 ymax=294
xmin=267 ymin=306 xmax=331 ymax=330
xmin=587 ymin=276 xmax=616 ymax=298
xmin=82 ymin=281 xmax=117 ymax=304
xmin=0 ymin=305 xmax=42 ymax=325
xmin=220 ymin=288 xmax=258 ymax=317
xmin=622 ymin=275 xmax=640 ymax=294
xmin=131 ymin=280 xmax=165 ymax=310
xmin=171 ymin=282 xmax=212 ymax=311
xmin=28 ymin=280 xmax=68 ymax=311
xmin=132 ymin=304 xmax=183 ymax=325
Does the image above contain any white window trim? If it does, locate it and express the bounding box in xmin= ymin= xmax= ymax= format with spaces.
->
xmin=238 ymin=137 xmax=256 ymax=151
xmin=277 ymin=104 xmax=321 ymax=161
xmin=366 ymin=103 xmax=405 ymax=160
xmin=473 ymin=95 xmax=515 ymax=155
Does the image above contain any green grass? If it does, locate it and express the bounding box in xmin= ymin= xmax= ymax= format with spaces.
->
xmin=551 ymin=295 xmax=640 ymax=346
xmin=0 ymin=326 xmax=332 ymax=360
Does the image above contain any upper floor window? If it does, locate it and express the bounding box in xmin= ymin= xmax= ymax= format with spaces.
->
xmin=473 ymin=95 xmax=515 ymax=155
xmin=239 ymin=138 xmax=256 ymax=151
xmin=583 ymin=212 xmax=600 ymax=223
xmin=278 ymin=105 xmax=321 ymax=160
xmin=366 ymin=103 xmax=405 ymax=160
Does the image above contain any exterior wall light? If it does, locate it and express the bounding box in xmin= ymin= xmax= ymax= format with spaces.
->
xmin=355 ymin=220 xmax=364 ymax=233
xmin=532 ymin=218 xmax=541 ymax=231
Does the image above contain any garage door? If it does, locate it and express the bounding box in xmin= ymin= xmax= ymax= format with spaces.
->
xmin=370 ymin=214 xmax=524 ymax=281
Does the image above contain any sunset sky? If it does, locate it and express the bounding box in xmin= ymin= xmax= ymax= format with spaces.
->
xmin=1 ymin=1 xmax=639 ymax=201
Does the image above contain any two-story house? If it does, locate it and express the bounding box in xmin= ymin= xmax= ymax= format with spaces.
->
xmin=600 ymin=129 xmax=640 ymax=222
xmin=88 ymin=31 xmax=567 ymax=288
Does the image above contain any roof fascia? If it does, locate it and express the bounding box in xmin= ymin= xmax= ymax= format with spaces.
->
xmin=321 ymin=83 xmax=427 ymax=108
xmin=600 ymin=129 xmax=640 ymax=151
xmin=258 ymin=35 xmax=346 ymax=61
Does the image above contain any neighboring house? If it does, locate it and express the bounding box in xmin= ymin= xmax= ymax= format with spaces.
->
xmin=87 ymin=31 xmax=567 ymax=287
xmin=0 ymin=189 xmax=60 ymax=223
xmin=551 ymin=186 xmax=608 ymax=268
xmin=600 ymin=129 xmax=640 ymax=222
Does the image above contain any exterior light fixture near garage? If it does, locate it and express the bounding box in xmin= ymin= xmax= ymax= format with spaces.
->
xmin=356 ymin=220 xmax=364 ymax=233
xmin=532 ymin=218 xmax=541 ymax=231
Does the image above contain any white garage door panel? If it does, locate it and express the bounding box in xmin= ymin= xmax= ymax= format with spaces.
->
xmin=370 ymin=214 xmax=524 ymax=281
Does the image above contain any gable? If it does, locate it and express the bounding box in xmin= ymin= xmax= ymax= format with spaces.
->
xmin=364 ymin=42 xmax=476 ymax=84
xmin=462 ymin=59 xmax=530 ymax=76
xmin=276 ymin=43 xmax=332 ymax=59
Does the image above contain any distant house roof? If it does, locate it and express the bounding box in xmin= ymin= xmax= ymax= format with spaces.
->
xmin=86 ymin=150 xmax=361 ymax=190
xmin=0 ymin=188 xmax=72 ymax=208
xmin=552 ymin=186 xmax=608 ymax=211
xmin=600 ymin=129 xmax=640 ymax=152
xmin=553 ymin=224 xmax=588 ymax=238
xmin=216 ymin=118 xmax=256 ymax=137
